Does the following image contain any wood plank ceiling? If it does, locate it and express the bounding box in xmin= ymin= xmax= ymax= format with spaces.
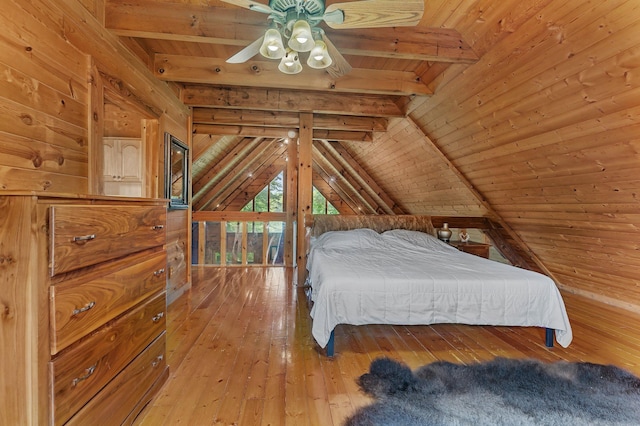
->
xmin=104 ymin=0 xmax=480 ymax=213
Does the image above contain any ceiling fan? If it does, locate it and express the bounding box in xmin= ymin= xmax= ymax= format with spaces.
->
xmin=222 ymin=0 xmax=424 ymax=77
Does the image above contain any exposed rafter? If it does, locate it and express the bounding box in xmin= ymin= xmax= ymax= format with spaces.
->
xmin=193 ymin=124 xmax=373 ymax=142
xmin=182 ymin=86 xmax=409 ymax=117
xmin=156 ymin=54 xmax=431 ymax=96
xmin=192 ymin=108 xmax=388 ymax=132
xmin=315 ymin=140 xmax=405 ymax=214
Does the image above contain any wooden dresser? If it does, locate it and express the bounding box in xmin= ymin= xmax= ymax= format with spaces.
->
xmin=0 ymin=194 xmax=169 ymax=425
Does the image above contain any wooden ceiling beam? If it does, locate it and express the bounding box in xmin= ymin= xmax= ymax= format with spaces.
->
xmin=319 ymin=141 xmax=405 ymax=214
xmin=223 ymin=159 xmax=286 ymax=212
xmin=312 ymin=157 xmax=366 ymax=215
xmin=313 ymin=142 xmax=389 ymax=214
xmin=312 ymin=146 xmax=381 ymax=214
xmin=155 ymin=54 xmax=431 ymax=96
xmin=193 ymin=124 xmax=373 ymax=142
xmin=216 ymin=148 xmax=287 ymax=211
xmin=195 ymin=139 xmax=282 ymax=210
xmin=183 ymin=86 xmax=408 ymax=117
xmin=105 ymin=0 xmax=477 ymax=63
xmin=192 ymin=108 xmax=388 ymax=132
xmin=192 ymin=137 xmax=263 ymax=199
xmin=312 ymin=171 xmax=357 ymax=215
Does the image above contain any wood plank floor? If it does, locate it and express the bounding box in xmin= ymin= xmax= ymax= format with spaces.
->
xmin=135 ymin=266 xmax=640 ymax=425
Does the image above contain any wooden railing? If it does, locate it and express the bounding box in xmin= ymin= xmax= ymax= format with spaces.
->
xmin=192 ymin=211 xmax=290 ymax=266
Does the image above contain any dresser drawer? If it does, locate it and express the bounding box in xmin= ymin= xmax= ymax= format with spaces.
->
xmin=50 ymin=292 xmax=166 ymax=425
xmin=49 ymin=204 xmax=166 ymax=276
xmin=50 ymin=250 xmax=167 ymax=354
xmin=65 ymin=333 xmax=167 ymax=426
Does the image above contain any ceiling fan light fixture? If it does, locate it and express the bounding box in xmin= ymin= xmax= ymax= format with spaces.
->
xmin=307 ymin=39 xmax=332 ymax=69
xmin=259 ymin=28 xmax=285 ymax=59
xmin=278 ymin=49 xmax=303 ymax=74
xmin=288 ymin=19 xmax=315 ymax=52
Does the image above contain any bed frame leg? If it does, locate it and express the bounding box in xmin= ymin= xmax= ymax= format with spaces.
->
xmin=326 ymin=330 xmax=335 ymax=357
xmin=545 ymin=328 xmax=554 ymax=347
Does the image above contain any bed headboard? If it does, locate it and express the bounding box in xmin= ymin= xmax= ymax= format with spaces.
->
xmin=306 ymin=215 xmax=436 ymax=237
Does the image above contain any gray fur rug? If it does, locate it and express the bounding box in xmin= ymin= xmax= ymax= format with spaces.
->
xmin=345 ymin=357 xmax=640 ymax=426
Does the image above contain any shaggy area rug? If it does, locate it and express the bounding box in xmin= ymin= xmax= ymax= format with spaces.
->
xmin=345 ymin=357 xmax=640 ymax=426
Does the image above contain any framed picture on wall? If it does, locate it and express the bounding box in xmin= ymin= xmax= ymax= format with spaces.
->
xmin=165 ymin=133 xmax=189 ymax=209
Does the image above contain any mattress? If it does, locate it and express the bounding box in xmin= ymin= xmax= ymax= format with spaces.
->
xmin=307 ymin=228 xmax=573 ymax=349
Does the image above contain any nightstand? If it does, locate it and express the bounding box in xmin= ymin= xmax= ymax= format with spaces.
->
xmin=449 ymin=241 xmax=491 ymax=258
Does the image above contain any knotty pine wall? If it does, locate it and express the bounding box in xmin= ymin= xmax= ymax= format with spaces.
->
xmin=0 ymin=0 xmax=191 ymax=298
xmin=349 ymin=0 xmax=640 ymax=312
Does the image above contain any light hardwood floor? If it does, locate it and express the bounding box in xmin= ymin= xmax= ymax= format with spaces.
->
xmin=135 ymin=266 xmax=640 ymax=425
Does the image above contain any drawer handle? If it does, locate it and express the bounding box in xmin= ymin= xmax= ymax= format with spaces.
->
xmin=152 ymin=312 xmax=164 ymax=323
xmin=151 ymin=354 xmax=164 ymax=368
xmin=72 ymin=234 xmax=96 ymax=244
xmin=72 ymin=301 xmax=96 ymax=316
xmin=71 ymin=364 xmax=97 ymax=387
xmin=153 ymin=268 xmax=165 ymax=277
xmin=152 ymin=225 xmax=164 ymax=230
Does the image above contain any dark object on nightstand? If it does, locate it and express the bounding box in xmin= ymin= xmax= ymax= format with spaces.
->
xmin=449 ymin=241 xmax=491 ymax=258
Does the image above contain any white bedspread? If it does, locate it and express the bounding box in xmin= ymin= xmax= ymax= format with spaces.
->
xmin=307 ymin=229 xmax=572 ymax=349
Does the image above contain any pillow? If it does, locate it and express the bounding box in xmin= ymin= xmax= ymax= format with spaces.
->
xmin=382 ymin=229 xmax=455 ymax=251
xmin=312 ymin=228 xmax=381 ymax=251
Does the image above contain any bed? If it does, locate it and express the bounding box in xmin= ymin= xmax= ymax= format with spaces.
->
xmin=305 ymin=216 xmax=573 ymax=356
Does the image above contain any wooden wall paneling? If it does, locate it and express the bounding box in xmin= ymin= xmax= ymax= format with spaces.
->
xmin=422 ymin=1 xmax=637 ymax=149
xmin=54 ymin=0 xmax=189 ymax=124
xmin=77 ymin=0 xmax=105 ymax=23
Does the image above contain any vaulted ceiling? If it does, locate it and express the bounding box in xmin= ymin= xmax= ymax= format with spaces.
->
xmin=104 ymin=0 xmax=483 ymax=213
xmin=103 ymin=0 xmax=640 ymax=308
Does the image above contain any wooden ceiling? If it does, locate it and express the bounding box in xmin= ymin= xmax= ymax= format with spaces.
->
xmin=104 ymin=0 xmax=481 ymax=211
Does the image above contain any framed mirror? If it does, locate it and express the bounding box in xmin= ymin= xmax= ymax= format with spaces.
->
xmin=165 ymin=133 xmax=189 ymax=209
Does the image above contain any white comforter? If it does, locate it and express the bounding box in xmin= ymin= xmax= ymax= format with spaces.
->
xmin=307 ymin=229 xmax=572 ymax=349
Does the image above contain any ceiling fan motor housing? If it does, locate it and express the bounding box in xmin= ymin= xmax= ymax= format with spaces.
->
xmin=270 ymin=0 xmax=326 ymax=16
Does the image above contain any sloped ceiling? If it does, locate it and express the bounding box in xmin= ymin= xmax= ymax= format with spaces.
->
xmin=104 ymin=0 xmax=640 ymax=310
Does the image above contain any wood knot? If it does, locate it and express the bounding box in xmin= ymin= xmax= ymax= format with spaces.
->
xmin=32 ymin=154 xmax=43 ymax=168
xmin=1 ymin=302 xmax=13 ymax=320
xmin=57 ymin=156 xmax=65 ymax=166
xmin=20 ymin=114 xmax=33 ymax=125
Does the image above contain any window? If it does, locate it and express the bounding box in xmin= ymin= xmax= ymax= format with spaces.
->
xmin=242 ymin=172 xmax=284 ymax=212
xmin=242 ymin=173 xmax=338 ymax=215
xmin=312 ymin=187 xmax=338 ymax=214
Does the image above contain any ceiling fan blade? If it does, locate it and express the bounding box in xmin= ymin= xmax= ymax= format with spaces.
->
xmin=324 ymin=0 xmax=424 ymax=29
xmin=226 ymin=37 xmax=264 ymax=63
xmin=322 ymin=33 xmax=352 ymax=79
xmin=220 ymin=0 xmax=273 ymax=14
